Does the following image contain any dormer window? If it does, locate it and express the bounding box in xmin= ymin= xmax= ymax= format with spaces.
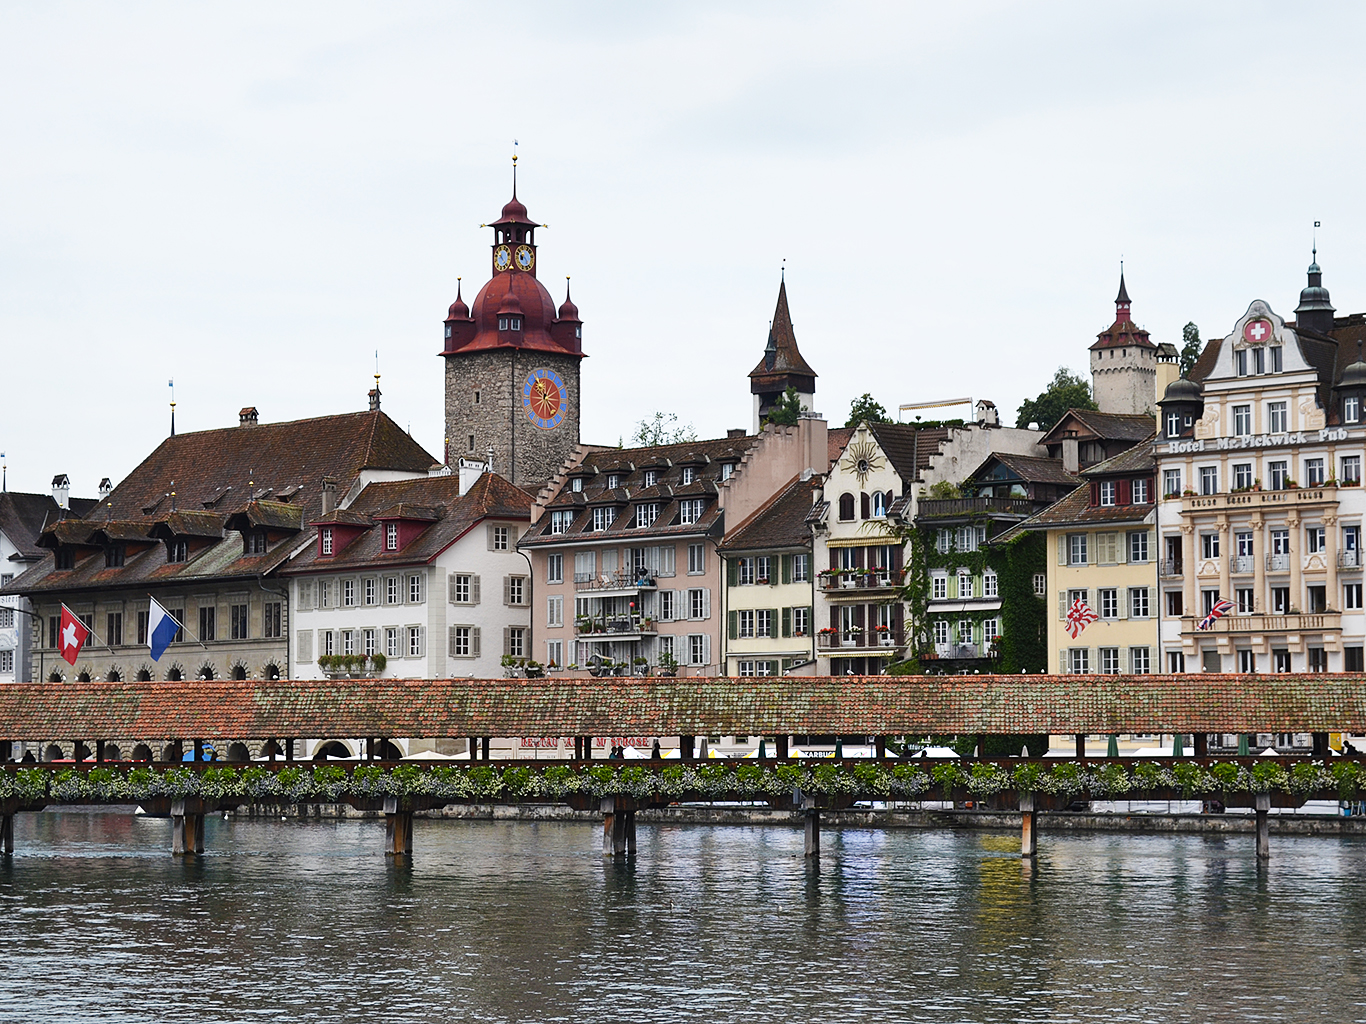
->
xmin=570 ymin=477 xmax=583 ymax=493
xmin=498 ymin=317 xmax=522 ymax=331
xmin=105 ymin=545 xmax=125 ymax=568
xmin=720 ymin=463 xmax=734 ymax=481
xmin=1346 ymin=396 xmax=1360 ymax=424
xmin=245 ymin=532 xmax=268 ymax=555
xmin=644 ymin=470 xmax=658 ymax=487
xmin=635 ymin=503 xmax=660 ymax=528
xmin=1269 ymin=346 xmax=1282 ymax=371
xmin=1166 ymin=412 xmax=1181 ymax=438
xmin=549 ymin=509 xmax=574 ymax=534
xmin=1099 ymin=481 xmax=1116 ymax=507
xmin=386 ymin=523 xmax=398 ymax=551
xmin=168 ymin=539 xmax=188 ymax=563
xmin=590 ymin=507 xmax=616 ymax=532
xmin=55 ymin=548 xmax=74 ymax=570
xmin=681 ymin=467 xmax=695 ymax=485
xmin=321 ymin=528 xmax=334 ymax=556
xmin=607 ymin=474 xmax=620 ymax=489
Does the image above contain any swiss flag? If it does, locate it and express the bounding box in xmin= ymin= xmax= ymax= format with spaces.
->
xmin=58 ymin=604 xmax=90 ymax=665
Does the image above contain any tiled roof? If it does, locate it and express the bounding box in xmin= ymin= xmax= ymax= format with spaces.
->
xmin=1079 ymin=437 xmax=1157 ymax=477
xmin=748 ymin=280 xmax=818 ymax=388
xmin=2 ymin=675 xmax=1364 ymax=737
xmin=283 ymin=472 xmax=532 ymax=574
xmin=990 ymin=452 xmax=1079 ymax=486
xmin=826 ymin=427 xmax=854 ymax=467
xmin=866 ymin=423 xmax=953 ymax=482
xmin=720 ymin=475 xmax=818 ymax=552
xmin=0 ymin=492 xmax=96 ymax=561
xmin=522 ymin=435 xmax=760 ymax=548
xmin=1015 ymin=483 xmax=1155 ymax=529
xmin=1042 ymin=409 xmax=1155 ymax=445
xmin=1089 ymin=317 xmax=1155 ymax=351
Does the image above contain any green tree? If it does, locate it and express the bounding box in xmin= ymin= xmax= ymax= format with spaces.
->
xmin=630 ymin=412 xmax=697 ymax=447
xmin=1179 ymin=322 xmax=1202 ymax=376
xmin=1015 ymin=367 xmax=1095 ymax=432
xmin=764 ymin=386 xmax=804 ymax=427
xmin=845 ymin=393 xmax=891 ymax=428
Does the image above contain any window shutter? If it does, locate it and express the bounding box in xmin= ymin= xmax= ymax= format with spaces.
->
xmin=1147 ymin=587 xmax=1154 ymax=616
xmin=471 ymin=627 xmax=481 ymax=658
xmin=1087 ymin=588 xmax=1095 ymax=610
xmin=728 ymin=611 xmax=738 ymax=640
xmin=503 ymin=576 xmax=512 ymax=606
xmin=503 ymin=627 xmax=511 ymax=656
xmin=1118 ymin=646 xmax=1128 ymax=673
xmin=1118 ymin=479 xmax=1132 ymax=505
xmin=781 ymin=658 xmax=792 ymax=673
xmin=1116 ymin=535 xmax=1128 ymax=564
xmin=1059 ymin=649 xmax=1067 ymax=673
xmin=448 ymin=574 xmax=460 ymax=604
xmin=861 ymin=493 xmax=870 ymax=519
xmin=1058 ymin=536 xmax=1067 ymax=565
xmin=297 ymin=630 xmax=313 ymax=662
xmin=781 ymin=555 xmax=792 ymax=585
xmin=1059 ymin=591 xmax=1067 ymax=619
xmin=781 ymin=607 xmax=792 ymax=638
xmin=417 ymin=628 xmax=425 ymax=658
xmin=471 ymin=575 xmax=481 ymax=604
xmin=830 ymin=548 xmax=839 ymax=570
xmin=448 ymin=626 xmax=459 ymax=658
xmin=727 ymin=560 xmax=738 ymax=587
xmin=702 ymin=589 xmax=711 ymax=619
xmin=702 ymin=634 xmax=711 ymax=664
xmin=486 ymin=525 xmax=495 ymax=551
xmin=1119 ymin=590 xmax=1128 ymax=619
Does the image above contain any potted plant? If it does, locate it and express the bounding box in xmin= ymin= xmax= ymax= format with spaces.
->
xmin=369 ymin=652 xmax=386 ymax=673
xmin=524 ymin=659 xmax=545 ymax=678
xmin=657 ymin=652 xmax=679 ymax=677
xmin=632 ymin=655 xmax=649 ymax=676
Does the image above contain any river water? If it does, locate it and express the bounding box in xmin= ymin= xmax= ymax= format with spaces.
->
xmin=3 ymin=810 xmax=1365 ymax=1023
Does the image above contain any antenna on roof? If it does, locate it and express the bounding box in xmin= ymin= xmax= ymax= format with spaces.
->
xmin=168 ymin=379 xmax=176 ymax=436
xmin=1 ymin=452 xmax=5 ymax=493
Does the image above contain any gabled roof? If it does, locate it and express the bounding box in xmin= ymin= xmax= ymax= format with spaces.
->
xmin=865 ymin=423 xmax=953 ymax=483
xmin=0 ymin=492 xmax=96 ymax=560
xmin=986 ymin=452 xmax=1080 ymax=487
xmin=1041 ymin=409 xmax=1155 ymax=446
xmin=1015 ymin=481 xmax=1156 ymax=529
xmin=748 ymin=279 xmax=818 ymax=392
xmin=826 ymin=426 xmax=854 ymax=467
xmin=1079 ymin=437 xmax=1157 ymax=477
xmin=283 ymin=471 xmax=532 ymax=573
xmin=720 ymin=475 xmax=818 ymax=553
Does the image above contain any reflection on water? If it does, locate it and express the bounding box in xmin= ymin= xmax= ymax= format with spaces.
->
xmin=3 ymin=811 xmax=1366 ymax=1022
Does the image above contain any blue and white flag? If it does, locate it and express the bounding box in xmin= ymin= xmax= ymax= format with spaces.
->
xmin=148 ymin=597 xmax=181 ymax=661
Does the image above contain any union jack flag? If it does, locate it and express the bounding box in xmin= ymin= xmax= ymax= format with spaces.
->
xmin=1198 ymin=598 xmax=1235 ymax=631
xmin=1064 ymin=598 xmax=1100 ymax=639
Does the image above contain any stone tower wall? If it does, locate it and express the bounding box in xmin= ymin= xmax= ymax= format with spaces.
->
xmin=444 ymin=349 xmax=582 ymax=488
xmin=1091 ymin=346 xmax=1158 ymax=417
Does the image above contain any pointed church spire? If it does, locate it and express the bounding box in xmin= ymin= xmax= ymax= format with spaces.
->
xmin=1115 ymin=264 xmax=1131 ymax=323
xmin=749 ymin=272 xmax=818 ymax=431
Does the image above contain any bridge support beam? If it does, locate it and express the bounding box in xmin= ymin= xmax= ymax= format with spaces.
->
xmin=1 ymin=814 xmax=12 ymax=856
xmin=1255 ymin=792 xmax=1270 ymax=861
xmin=680 ymin=735 xmax=695 ymax=761
xmin=804 ymin=806 xmax=820 ymax=859
xmin=384 ymin=797 xmax=413 ymax=858
xmin=1020 ymin=793 xmax=1037 ymax=858
xmin=601 ymin=796 xmax=631 ymax=858
xmin=170 ymin=799 xmax=205 ymax=855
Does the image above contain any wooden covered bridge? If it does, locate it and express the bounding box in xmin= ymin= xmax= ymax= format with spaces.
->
xmin=2 ymin=673 xmax=1365 ymax=862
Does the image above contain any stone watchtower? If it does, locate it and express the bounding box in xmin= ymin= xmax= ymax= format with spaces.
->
xmin=440 ymin=161 xmax=584 ymax=488
xmin=748 ymin=276 xmax=818 ymax=433
xmin=1089 ymin=270 xmax=1158 ymax=416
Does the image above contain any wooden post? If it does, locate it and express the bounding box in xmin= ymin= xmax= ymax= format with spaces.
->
xmin=468 ymin=736 xmax=478 ymax=760
xmin=285 ymin=738 xmax=294 ymax=762
xmin=193 ymin=739 xmax=204 ymax=763
xmin=680 ymin=735 xmax=695 ymax=761
xmin=96 ymin=739 xmax=105 ymax=764
xmin=481 ymin=737 xmax=491 ymax=760
xmin=804 ymin=808 xmax=820 ymax=859
xmin=169 ymin=740 xmax=184 ymax=764
xmin=1312 ymin=732 xmax=1329 ymax=758
xmin=0 ymin=814 xmax=13 ymax=856
xmin=1074 ymin=734 xmax=1086 ymax=759
xmin=1194 ymin=733 xmax=1209 ymax=757
xmin=1255 ymin=792 xmax=1270 ymax=861
xmin=384 ymin=796 xmax=413 ymax=857
xmin=170 ymin=799 xmax=205 ymax=856
xmin=1020 ymin=792 xmax=1037 ymax=858
xmin=975 ymin=734 xmax=984 ymax=758
xmin=776 ymin=735 xmax=790 ymax=759
xmin=874 ymin=736 xmax=886 ymax=760
xmin=625 ymin=810 xmax=636 ymax=856
xmin=601 ymin=796 xmax=617 ymax=857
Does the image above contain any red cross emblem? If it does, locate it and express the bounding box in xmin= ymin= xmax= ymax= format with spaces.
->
xmin=1243 ymin=318 xmax=1272 ymax=344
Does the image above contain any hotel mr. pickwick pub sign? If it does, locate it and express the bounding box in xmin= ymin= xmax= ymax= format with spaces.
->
xmin=1166 ymin=427 xmax=1354 ymax=455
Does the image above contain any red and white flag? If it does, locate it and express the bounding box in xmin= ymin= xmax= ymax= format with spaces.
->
xmin=1064 ymin=598 xmax=1100 ymax=640
xmin=58 ymin=604 xmax=90 ymax=665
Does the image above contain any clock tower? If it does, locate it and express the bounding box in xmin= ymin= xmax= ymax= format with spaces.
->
xmin=440 ymin=164 xmax=585 ymax=487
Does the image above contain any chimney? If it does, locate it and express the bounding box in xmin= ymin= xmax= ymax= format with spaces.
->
xmin=98 ymin=477 xmax=113 ymax=499
xmin=369 ymin=387 xmax=381 ymax=412
xmin=975 ymin=400 xmax=999 ymax=427
xmin=51 ymin=473 xmax=70 ymax=510
xmin=320 ymin=477 xmax=337 ymax=517
xmin=1062 ymin=435 xmax=1080 ymax=475
xmin=798 ymin=411 xmax=829 ymax=475
xmin=727 ymin=428 xmax=746 ymax=438
xmin=239 ymin=406 xmax=259 ymax=427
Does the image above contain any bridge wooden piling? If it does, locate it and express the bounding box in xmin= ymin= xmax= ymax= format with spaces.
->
xmin=384 ymin=797 xmax=413 ymax=857
xmin=1 ymin=814 xmax=12 ymax=856
xmin=170 ymin=799 xmax=205 ymax=855
xmin=1020 ymin=793 xmax=1037 ymax=858
xmin=804 ymin=807 xmax=820 ymax=859
xmin=1255 ymin=793 xmax=1271 ymax=860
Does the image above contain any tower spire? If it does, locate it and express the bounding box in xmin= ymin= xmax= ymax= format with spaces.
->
xmin=1114 ymin=262 xmax=1131 ymax=323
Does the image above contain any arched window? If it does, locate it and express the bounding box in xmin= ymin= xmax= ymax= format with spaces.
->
xmin=167 ymin=666 xmax=183 ymax=681
xmin=838 ymin=493 xmax=855 ymax=521
xmin=870 ymin=491 xmax=886 ymax=518
xmin=232 ymin=664 xmax=247 ymax=680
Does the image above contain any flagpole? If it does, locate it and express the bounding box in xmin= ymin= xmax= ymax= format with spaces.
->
xmin=60 ymin=602 xmax=117 ymax=655
xmin=149 ymin=595 xmax=210 ymax=651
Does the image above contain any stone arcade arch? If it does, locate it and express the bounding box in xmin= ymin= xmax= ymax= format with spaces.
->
xmin=312 ymin=740 xmax=354 ymax=760
xmin=131 ymin=744 xmax=154 ymax=761
xmin=43 ymin=743 xmax=64 ymax=761
xmin=226 ymin=742 xmax=251 ymax=762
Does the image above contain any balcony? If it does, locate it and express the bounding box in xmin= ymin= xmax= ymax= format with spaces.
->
xmin=1266 ymin=554 xmax=1291 ymax=572
xmin=1340 ymin=551 xmax=1362 ymax=570
xmin=1181 ymin=485 xmax=1338 ymax=515
xmin=574 ymin=616 xmax=659 ymax=639
xmin=816 ymin=627 xmax=902 ymax=652
xmin=932 ymin=642 xmax=980 ymax=660
xmin=1159 ymin=558 xmax=1184 ymax=578
xmin=574 ymin=569 xmax=661 ymax=594
xmin=916 ymin=497 xmax=1038 ymax=519
xmin=818 ymin=569 xmax=902 ymax=594
xmin=1180 ymin=612 xmax=1341 ymax=635
xmin=1233 ymin=555 xmax=1255 ymax=574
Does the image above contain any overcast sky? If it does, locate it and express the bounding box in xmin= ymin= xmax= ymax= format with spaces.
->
xmin=4 ymin=2 xmax=1366 ymax=496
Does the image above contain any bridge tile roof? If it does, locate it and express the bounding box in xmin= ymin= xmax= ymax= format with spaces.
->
xmin=1 ymin=675 xmax=1363 ymax=739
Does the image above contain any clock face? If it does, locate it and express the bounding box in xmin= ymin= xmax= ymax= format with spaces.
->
xmin=494 ymin=245 xmax=512 ymax=272
xmin=523 ymin=368 xmax=567 ymax=430
xmin=514 ymin=244 xmax=535 ymax=271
